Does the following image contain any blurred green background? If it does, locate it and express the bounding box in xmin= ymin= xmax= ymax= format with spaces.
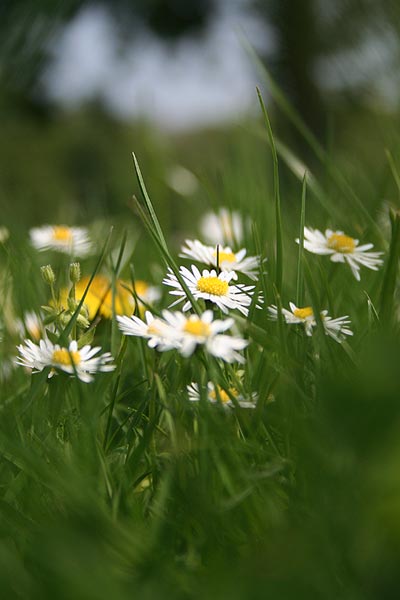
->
xmin=2 ymin=0 xmax=400 ymax=230
xmin=2 ymin=1 xmax=400 ymax=599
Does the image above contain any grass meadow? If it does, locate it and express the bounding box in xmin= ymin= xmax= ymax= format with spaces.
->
xmin=1 ymin=83 xmax=400 ymax=599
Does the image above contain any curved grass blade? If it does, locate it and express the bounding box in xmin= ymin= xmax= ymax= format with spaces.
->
xmin=131 ymin=153 xmax=202 ymax=316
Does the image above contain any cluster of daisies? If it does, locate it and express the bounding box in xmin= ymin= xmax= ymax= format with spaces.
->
xmin=267 ymin=227 xmax=383 ymax=337
xmin=9 ymin=210 xmax=384 ymax=406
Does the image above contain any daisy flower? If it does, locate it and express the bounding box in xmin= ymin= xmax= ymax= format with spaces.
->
xmin=0 ymin=359 xmax=15 ymax=382
xmin=163 ymin=265 xmax=259 ymax=316
xmin=165 ymin=164 xmax=199 ymax=196
xmin=162 ymin=310 xmax=248 ymax=362
xmin=59 ymin=275 xmax=160 ymax=320
xmin=200 ymin=208 xmax=248 ymax=246
xmin=180 ymin=239 xmax=261 ymax=280
xmin=297 ymin=227 xmax=383 ymax=281
xmin=187 ymin=382 xmax=256 ymax=408
xmin=117 ymin=311 xmax=178 ymax=352
xmin=267 ymin=302 xmax=353 ymax=342
xmin=30 ymin=225 xmax=92 ymax=257
xmin=15 ymin=311 xmax=44 ymax=341
xmin=16 ymin=339 xmax=115 ymax=383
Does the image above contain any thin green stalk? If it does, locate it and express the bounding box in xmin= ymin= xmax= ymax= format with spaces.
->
xmin=110 ymin=230 xmax=128 ymax=357
xmin=380 ymin=209 xmax=400 ymax=324
xmin=246 ymin=41 xmax=384 ymax=242
xmin=256 ymin=86 xmax=283 ymax=296
xmin=131 ymin=188 xmax=201 ymax=316
xmin=59 ymin=228 xmax=113 ymax=344
xmin=386 ymin=149 xmax=400 ymax=201
xmin=296 ymin=175 xmax=307 ymax=307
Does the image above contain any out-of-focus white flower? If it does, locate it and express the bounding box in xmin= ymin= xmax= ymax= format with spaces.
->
xmin=15 ymin=311 xmax=44 ymax=342
xmin=166 ymin=165 xmax=199 ymax=196
xmin=30 ymin=225 xmax=92 ymax=257
xmin=187 ymin=382 xmax=256 ymax=408
xmin=16 ymin=339 xmax=115 ymax=382
xmin=117 ymin=311 xmax=178 ymax=351
xmin=297 ymin=227 xmax=383 ymax=281
xmin=0 ymin=360 xmax=15 ymax=381
xmin=267 ymin=302 xmax=353 ymax=342
xmin=118 ymin=309 xmax=248 ymax=362
xmin=180 ymin=239 xmax=261 ymax=280
xmin=200 ymin=208 xmax=248 ymax=246
xmin=163 ymin=265 xmax=259 ymax=316
xmin=162 ymin=310 xmax=248 ymax=362
xmin=0 ymin=227 xmax=9 ymax=243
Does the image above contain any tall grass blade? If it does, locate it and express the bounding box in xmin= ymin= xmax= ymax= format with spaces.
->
xmin=59 ymin=228 xmax=113 ymax=343
xmin=296 ymin=175 xmax=307 ymax=306
xmin=246 ymin=40 xmax=383 ymax=240
xmin=256 ymin=87 xmax=283 ymax=295
xmin=380 ymin=209 xmax=400 ymax=324
xmin=131 ymin=155 xmax=202 ymax=316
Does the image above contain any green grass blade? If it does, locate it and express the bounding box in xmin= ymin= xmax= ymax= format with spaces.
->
xmin=59 ymin=228 xmax=113 ymax=344
xmin=131 ymin=157 xmax=202 ymax=316
xmin=380 ymin=209 xmax=400 ymax=324
xmin=296 ymin=175 xmax=307 ymax=306
xmin=247 ymin=42 xmax=384 ymax=241
xmin=256 ymin=86 xmax=283 ymax=296
xmin=386 ymin=149 xmax=400 ymax=201
xmin=132 ymin=151 xmax=168 ymax=253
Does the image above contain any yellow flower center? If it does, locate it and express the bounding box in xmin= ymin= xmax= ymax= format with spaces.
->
xmin=327 ymin=233 xmax=355 ymax=253
xmin=293 ymin=306 xmax=314 ymax=320
xmin=147 ymin=322 xmax=162 ymax=335
xmin=209 ymin=386 xmax=236 ymax=404
xmin=29 ymin=324 xmax=41 ymax=341
xmin=197 ymin=276 xmax=229 ymax=296
xmin=183 ymin=318 xmax=211 ymax=337
xmin=52 ymin=226 xmax=73 ymax=242
xmin=52 ymin=348 xmax=81 ymax=366
xmin=213 ymin=249 xmax=236 ymax=264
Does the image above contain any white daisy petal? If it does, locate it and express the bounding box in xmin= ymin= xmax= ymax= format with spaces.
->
xmin=297 ymin=227 xmax=383 ymax=280
xmin=267 ymin=302 xmax=353 ymax=343
xmin=116 ymin=311 xmax=178 ymax=351
xmin=162 ymin=265 xmax=261 ymax=317
xmin=180 ymin=239 xmax=263 ymax=280
xmin=16 ymin=339 xmax=115 ymax=382
xmin=199 ymin=208 xmax=248 ymax=246
xmin=161 ymin=310 xmax=248 ymax=362
xmin=30 ymin=225 xmax=93 ymax=257
xmin=187 ymin=382 xmax=257 ymax=408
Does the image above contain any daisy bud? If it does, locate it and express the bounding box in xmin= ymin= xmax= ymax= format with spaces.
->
xmin=67 ymin=297 xmax=79 ymax=312
xmin=41 ymin=265 xmax=56 ymax=286
xmin=69 ymin=262 xmax=81 ymax=284
xmin=76 ymin=313 xmax=90 ymax=329
xmin=79 ymin=303 xmax=89 ymax=320
xmin=59 ymin=312 xmax=71 ymax=328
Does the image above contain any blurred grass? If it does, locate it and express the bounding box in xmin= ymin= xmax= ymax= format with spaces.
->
xmin=1 ymin=95 xmax=400 ymax=599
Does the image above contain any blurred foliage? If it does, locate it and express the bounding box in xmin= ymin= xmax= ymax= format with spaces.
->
xmin=0 ymin=0 xmax=216 ymax=99
xmin=2 ymin=2 xmax=400 ymax=599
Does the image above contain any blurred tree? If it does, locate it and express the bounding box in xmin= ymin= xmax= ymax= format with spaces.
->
xmin=253 ymin=0 xmax=400 ymax=140
xmin=260 ymin=0 xmax=325 ymax=137
xmin=0 ymin=0 xmax=216 ymax=102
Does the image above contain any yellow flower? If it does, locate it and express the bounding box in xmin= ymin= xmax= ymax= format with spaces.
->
xmin=59 ymin=275 xmax=159 ymax=320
